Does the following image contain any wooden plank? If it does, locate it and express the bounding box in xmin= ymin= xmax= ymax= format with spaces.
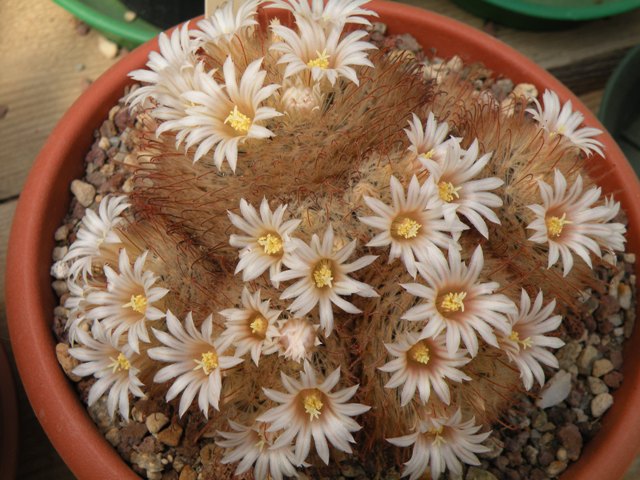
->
xmin=0 ymin=0 xmax=120 ymax=202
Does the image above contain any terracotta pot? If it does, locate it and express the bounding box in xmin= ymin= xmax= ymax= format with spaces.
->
xmin=6 ymin=2 xmax=640 ymax=479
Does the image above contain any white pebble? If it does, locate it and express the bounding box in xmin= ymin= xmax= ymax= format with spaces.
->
xmin=591 ymin=393 xmax=613 ymax=417
xmin=50 ymin=261 xmax=69 ymax=280
xmin=71 ymin=179 xmax=96 ymax=207
xmin=52 ymin=246 xmax=68 ymax=261
xmin=98 ymin=35 xmax=119 ymax=59
xmin=618 ymin=284 xmax=632 ymax=310
xmin=536 ymin=370 xmax=572 ymax=409
xmin=124 ymin=10 xmax=137 ymax=22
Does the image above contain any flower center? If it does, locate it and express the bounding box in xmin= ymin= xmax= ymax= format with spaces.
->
xmin=408 ymin=341 xmax=430 ymax=365
xmin=302 ymin=390 xmax=324 ymax=420
xmin=419 ymin=149 xmax=435 ymax=161
xmin=257 ymin=233 xmax=283 ymax=255
xmin=313 ymin=260 xmax=334 ymax=288
xmin=307 ymin=49 xmax=330 ymax=69
xmin=509 ymin=330 xmax=533 ymax=349
xmin=438 ymin=181 xmax=461 ymax=202
xmin=429 ymin=426 xmax=446 ymax=446
xmin=124 ymin=294 xmax=147 ymax=314
xmin=546 ymin=213 xmax=571 ymax=238
xmin=109 ymin=352 xmax=131 ymax=373
xmin=441 ymin=291 xmax=467 ymax=313
xmin=224 ymin=105 xmax=252 ymax=134
xmin=250 ymin=315 xmax=268 ymax=337
xmin=194 ymin=350 xmax=219 ymax=375
xmin=550 ymin=125 xmax=566 ymax=138
xmin=394 ymin=217 xmax=422 ymax=239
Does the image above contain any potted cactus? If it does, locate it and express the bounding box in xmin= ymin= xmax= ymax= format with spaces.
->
xmin=6 ymin=1 xmax=640 ymax=479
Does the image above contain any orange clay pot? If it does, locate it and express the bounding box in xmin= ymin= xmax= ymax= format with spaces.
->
xmin=6 ymin=2 xmax=640 ymax=479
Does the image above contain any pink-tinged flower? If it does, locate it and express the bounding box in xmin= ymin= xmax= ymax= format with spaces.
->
xmin=194 ymin=0 xmax=260 ymax=45
xmin=175 ymin=56 xmax=281 ymax=171
xmin=359 ymin=175 xmax=466 ymax=278
xmin=258 ymin=361 xmax=370 ymax=464
xmin=69 ymin=321 xmax=145 ymax=420
xmin=401 ymin=246 xmax=516 ymax=357
xmin=276 ymin=316 xmax=322 ymax=362
xmin=64 ymin=195 xmax=129 ymax=280
xmin=379 ymin=332 xmax=470 ymax=406
xmin=217 ymin=420 xmax=302 ymax=480
xmin=526 ymin=89 xmax=604 ymax=157
xmin=420 ymin=140 xmax=503 ymax=239
xmin=127 ymin=24 xmax=199 ymax=123
xmin=228 ymin=197 xmax=301 ymax=287
xmin=267 ymin=0 xmax=378 ymax=28
xmin=219 ymin=287 xmax=281 ymax=366
xmin=148 ymin=311 xmax=243 ymax=418
xmin=270 ymin=18 xmax=375 ymax=86
xmin=498 ymin=289 xmax=564 ymax=390
xmin=273 ymin=225 xmax=378 ymax=336
xmin=86 ymin=249 xmax=168 ymax=353
xmin=64 ymin=279 xmax=93 ymax=345
xmin=405 ymin=112 xmax=455 ymax=165
xmin=527 ymin=168 xmax=626 ymax=276
xmin=388 ymin=409 xmax=491 ymax=480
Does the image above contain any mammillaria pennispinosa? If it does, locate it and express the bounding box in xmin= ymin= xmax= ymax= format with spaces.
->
xmin=61 ymin=0 xmax=627 ymax=478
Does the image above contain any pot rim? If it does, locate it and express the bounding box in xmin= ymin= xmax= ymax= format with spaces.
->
xmin=6 ymin=2 xmax=640 ymax=479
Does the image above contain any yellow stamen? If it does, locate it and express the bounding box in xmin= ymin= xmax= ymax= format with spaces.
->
xmin=546 ymin=213 xmax=571 ymax=237
xmin=109 ymin=353 xmax=131 ymax=373
xmin=194 ymin=350 xmax=219 ymax=375
xmin=438 ymin=181 xmax=461 ymax=203
xmin=419 ymin=149 xmax=435 ymax=161
xmin=303 ymin=390 xmax=324 ymax=420
xmin=313 ymin=260 xmax=334 ymax=288
xmin=257 ymin=233 xmax=283 ymax=255
xmin=509 ymin=330 xmax=533 ymax=349
xmin=441 ymin=291 xmax=467 ymax=313
xmin=124 ymin=294 xmax=147 ymax=314
xmin=429 ymin=426 xmax=446 ymax=446
xmin=307 ymin=50 xmax=330 ymax=69
xmin=408 ymin=341 xmax=430 ymax=365
xmin=395 ymin=217 xmax=422 ymax=239
xmin=550 ymin=125 xmax=566 ymax=138
xmin=250 ymin=315 xmax=268 ymax=337
xmin=224 ymin=105 xmax=252 ymax=134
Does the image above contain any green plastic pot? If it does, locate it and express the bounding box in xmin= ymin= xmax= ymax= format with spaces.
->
xmin=599 ymin=45 xmax=640 ymax=176
xmin=452 ymin=0 xmax=640 ymax=30
xmin=53 ymin=0 xmax=161 ymax=49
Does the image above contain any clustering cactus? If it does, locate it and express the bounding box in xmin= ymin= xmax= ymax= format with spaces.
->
xmin=60 ymin=1 xmax=627 ymax=478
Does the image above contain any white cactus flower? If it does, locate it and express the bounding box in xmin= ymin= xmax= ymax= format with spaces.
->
xmin=219 ymin=287 xmax=281 ymax=366
xmin=379 ymin=331 xmax=471 ymax=406
xmin=527 ymin=168 xmax=626 ymax=276
xmin=420 ymin=140 xmax=503 ymax=239
xmin=405 ymin=112 xmax=455 ymax=166
xmin=273 ymin=225 xmax=378 ymax=336
xmin=359 ymin=175 xmax=466 ymax=278
xmin=63 ymin=195 xmax=129 ymax=280
xmin=228 ymin=197 xmax=301 ymax=286
xmin=270 ymin=18 xmax=376 ymax=86
xmin=194 ymin=0 xmax=260 ymax=45
xmin=258 ymin=361 xmax=370 ymax=464
xmin=148 ymin=311 xmax=243 ymax=418
xmin=276 ymin=316 xmax=322 ymax=362
xmin=401 ymin=246 xmax=516 ymax=357
xmin=69 ymin=321 xmax=145 ymax=420
xmin=526 ymin=89 xmax=604 ymax=157
xmin=388 ymin=409 xmax=491 ymax=480
xmin=267 ymin=0 xmax=378 ymax=28
xmin=86 ymin=249 xmax=168 ymax=353
xmin=498 ymin=289 xmax=564 ymax=390
xmin=175 ymin=56 xmax=281 ymax=171
xmin=217 ymin=420 xmax=302 ymax=480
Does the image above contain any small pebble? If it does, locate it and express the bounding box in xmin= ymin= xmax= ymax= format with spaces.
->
xmin=604 ymin=371 xmax=624 ymax=389
xmin=624 ymin=253 xmax=636 ymax=263
xmin=52 ymin=279 xmax=68 ymax=296
xmin=466 ymin=467 xmax=498 ymax=480
xmin=54 ymin=224 xmax=69 ymax=241
xmin=146 ymin=412 xmax=169 ymax=435
xmin=556 ymin=447 xmax=567 ymax=462
xmin=577 ymin=345 xmax=599 ymax=374
xmin=98 ymin=136 xmax=111 ymax=150
xmin=587 ymin=376 xmax=608 ymax=395
xmin=558 ymin=424 xmax=582 ymax=461
xmin=124 ymin=10 xmax=137 ymax=22
xmin=98 ymin=35 xmax=119 ymax=59
xmin=592 ymin=358 xmax=614 ymax=378
xmin=52 ymin=246 xmax=68 ymax=261
xmin=157 ymin=423 xmax=183 ymax=447
xmin=536 ymin=370 xmax=572 ymax=409
xmin=105 ymin=428 xmax=120 ymax=446
xmin=55 ymin=343 xmax=81 ymax=381
xmin=618 ymin=284 xmax=632 ymax=310
xmin=546 ymin=460 xmax=568 ymax=476
xmin=591 ymin=393 xmax=614 ymax=417
xmin=179 ymin=466 xmax=196 ymax=480
xmin=70 ymin=179 xmax=96 ymax=207
xmin=50 ymin=261 xmax=69 ymax=280
xmin=199 ymin=444 xmax=216 ymax=464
